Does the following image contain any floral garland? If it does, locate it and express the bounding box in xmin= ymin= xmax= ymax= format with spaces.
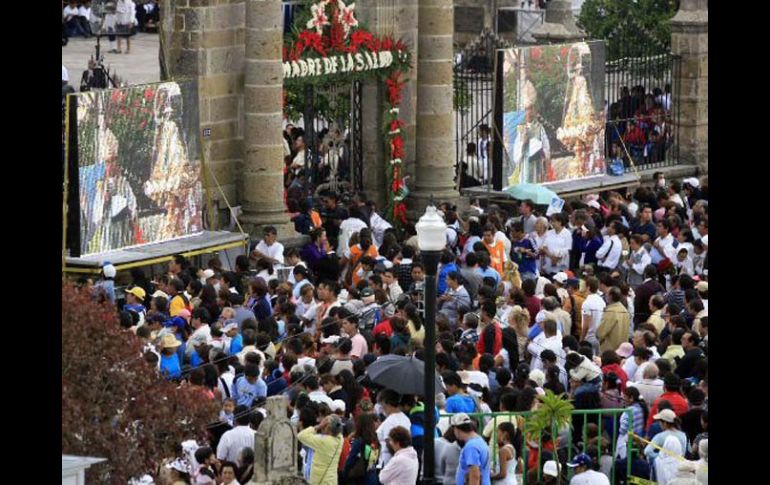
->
xmin=283 ymin=0 xmax=412 ymax=226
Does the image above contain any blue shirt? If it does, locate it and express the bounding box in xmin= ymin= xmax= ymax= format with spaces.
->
xmin=438 ymin=263 xmax=459 ymax=296
xmin=229 ymin=334 xmax=244 ymax=355
xmin=456 ymin=436 xmax=492 ymax=485
xmin=160 ymin=353 xmax=182 ymax=380
xmin=231 ymin=375 xmax=267 ymax=407
xmin=511 ymin=238 xmax=537 ymax=275
xmin=476 ymin=266 xmax=501 ymax=290
xmin=445 ymin=394 xmax=477 ymax=414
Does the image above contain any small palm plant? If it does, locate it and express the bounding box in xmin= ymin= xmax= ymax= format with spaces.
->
xmin=524 ymin=390 xmax=575 ymax=475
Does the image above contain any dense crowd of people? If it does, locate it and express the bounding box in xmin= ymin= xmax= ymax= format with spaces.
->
xmin=83 ymin=173 xmax=708 ymax=484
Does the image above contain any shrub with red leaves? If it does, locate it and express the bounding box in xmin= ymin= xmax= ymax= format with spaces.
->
xmin=62 ymin=284 xmax=218 ymax=483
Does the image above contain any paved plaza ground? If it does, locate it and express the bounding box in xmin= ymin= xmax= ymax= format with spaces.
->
xmin=62 ymin=33 xmax=161 ymax=87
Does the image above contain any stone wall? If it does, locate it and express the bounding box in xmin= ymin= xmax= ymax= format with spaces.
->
xmin=164 ymin=0 xmax=245 ymax=227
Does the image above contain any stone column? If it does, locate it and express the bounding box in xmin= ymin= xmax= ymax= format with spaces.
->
xmin=671 ymin=0 xmax=708 ymax=174
xmin=241 ymin=0 xmax=295 ymax=235
xmin=531 ymin=0 xmax=584 ymax=44
xmin=412 ymin=0 xmax=459 ymax=211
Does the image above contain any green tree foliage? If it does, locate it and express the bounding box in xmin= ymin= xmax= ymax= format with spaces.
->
xmin=577 ymin=0 xmax=680 ymax=59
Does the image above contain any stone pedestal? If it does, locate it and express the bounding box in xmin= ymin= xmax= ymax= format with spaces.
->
xmin=531 ymin=0 xmax=584 ymax=44
xmin=241 ymin=0 xmax=296 ymax=237
xmin=250 ymin=396 xmax=303 ymax=485
xmin=671 ymin=0 xmax=708 ymax=175
xmin=412 ymin=0 xmax=460 ymax=212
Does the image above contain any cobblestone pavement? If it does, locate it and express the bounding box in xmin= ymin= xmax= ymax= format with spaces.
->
xmin=62 ymin=33 xmax=161 ymax=87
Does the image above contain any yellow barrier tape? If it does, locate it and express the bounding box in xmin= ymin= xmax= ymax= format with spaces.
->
xmin=629 ymin=432 xmax=708 ymax=472
xmin=628 ymin=476 xmax=657 ymax=485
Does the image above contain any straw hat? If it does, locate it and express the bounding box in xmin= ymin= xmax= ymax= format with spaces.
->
xmin=161 ymin=334 xmax=182 ymax=349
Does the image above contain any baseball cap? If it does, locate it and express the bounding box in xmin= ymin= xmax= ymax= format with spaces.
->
xmin=683 ymin=177 xmax=700 ymax=188
xmin=126 ymin=286 xmax=146 ymax=300
xmin=222 ymin=321 xmax=239 ymax=333
xmin=543 ymin=460 xmax=560 ymax=477
xmin=529 ymin=369 xmax=546 ymax=387
xmin=202 ymin=269 xmax=215 ymax=279
xmin=151 ymin=290 xmax=169 ymax=299
xmin=653 ymin=408 xmax=677 ymax=423
xmin=321 ymin=335 xmax=341 ymax=345
xmin=553 ymin=272 xmax=568 ymax=284
xmin=567 ymin=453 xmax=593 ymax=468
xmin=449 ymin=413 xmax=472 ymax=427
xmin=616 ymin=342 xmax=634 ymax=359
xmin=360 ymin=287 xmax=374 ymax=298
xmin=587 ymin=200 xmax=601 ymax=210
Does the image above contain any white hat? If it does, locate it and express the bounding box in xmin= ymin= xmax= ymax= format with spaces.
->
xmin=103 ymin=262 xmax=116 ymax=278
xmin=587 ymin=200 xmax=601 ymax=210
xmin=653 ymin=408 xmax=677 ymax=423
xmin=62 ymin=65 xmax=69 ymax=82
xmin=321 ymin=335 xmax=340 ymax=345
xmin=202 ymin=269 xmax=215 ymax=279
xmin=449 ymin=412 xmax=472 ymax=427
xmin=165 ymin=458 xmax=189 ymax=473
xmin=222 ymin=321 xmax=239 ymax=333
xmin=151 ymin=290 xmax=169 ymax=299
xmin=553 ymin=272 xmax=568 ymax=284
xmin=543 ymin=460 xmax=560 ymax=477
xmin=683 ymin=177 xmax=700 ymax=188
xmin=331 ymin=399 xmax=346 ymax=413
xmin=529 ymin=369 xmax=546 ymax=387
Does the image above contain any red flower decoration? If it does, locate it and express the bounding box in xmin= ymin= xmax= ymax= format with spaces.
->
xmin=144 ymin=88 xmax=155 ymax=101
xmin=392 ymin=135 xmax=405 ymax=160
xmin=394 ymin=203 xmax=408 ymax=223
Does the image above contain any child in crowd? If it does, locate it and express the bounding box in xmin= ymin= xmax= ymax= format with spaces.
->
xmin=220 ymin=398 xmax=236 ymax=426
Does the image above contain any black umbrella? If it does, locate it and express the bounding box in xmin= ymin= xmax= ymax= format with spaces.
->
xmin=365 ymin=354 xmax=445 ymax=397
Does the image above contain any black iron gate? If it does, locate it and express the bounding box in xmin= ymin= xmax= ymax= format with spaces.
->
xmin=603 ymin=19 xmax=682 ymax=172
xmin=454 ymin=30 xmax=512 ymax=190
xmin=294 ymin=80 xmax=364 ymax=196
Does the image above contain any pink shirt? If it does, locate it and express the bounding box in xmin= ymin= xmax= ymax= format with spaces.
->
xmin=350 ymin=333 xmax=368 ymax=358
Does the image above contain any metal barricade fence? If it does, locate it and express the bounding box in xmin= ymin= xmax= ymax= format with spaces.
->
xmin=440 ymin=408 xmax=634 ymax=484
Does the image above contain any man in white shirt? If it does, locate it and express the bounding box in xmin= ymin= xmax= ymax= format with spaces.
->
xmin=379 ymin=426 xmax=420 ymax=485
xmin=337 ymin=214 xmax=368 ymax=257
xmin=185 ymin=309 xmax=212 ymax=359
xmin=595 ymin=221 xmax=623 ymax=272
xmin=251 ymin=226 xmax=285 ymax=264
xmin=566 ymin=453 xmax=610 ymax=485
xmin=626 ymin=363 xmax=664 ymax=404
xmin=580 ymin=276 xmax=606 ymax=355
xmin=303 ymin=375 xmax=334 ymax=408
xmin=651 ymin=219 xmax=677 ymax=263
xmin=216 ymin=407 xmax=257 ymax=463
xmin=540 ymin=213 xmax=573 ymax=275
xmin=528 ymin=319 xmax=566 ymax=371
xmin=382 ymin=268 xmax=404 ymax=304
xmin=377 ymin=389 xmax=413 ymax=468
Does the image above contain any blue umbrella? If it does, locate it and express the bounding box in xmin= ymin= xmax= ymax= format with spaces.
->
xmin=504 ymin=182 xmax=558 ymax=205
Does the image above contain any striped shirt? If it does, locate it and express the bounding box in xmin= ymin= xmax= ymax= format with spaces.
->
xmin=618 ymin=403 xmax=646 ymax=437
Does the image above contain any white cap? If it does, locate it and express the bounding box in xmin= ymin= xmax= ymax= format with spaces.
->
xmin=62 ymin=65 xmax=69 ymax=82
xmin=587 ymin=200 xmax=601 ymax=210
xmin=529 ymin=369 xmax=546 ymax=387
xmin=202 ymin=269 xmax=215 ymax=279
xmin=543 ymin=460 xmax=560 ymax=477
xmin=103 ymin=262 xmax=116 ymax=278
xmin=449 ymin=412 xmax=472 ymax=427
xmin=151 ymin=290 xmax=169 ymax=299
xmin=683 ymin=177 xmax=700 ymax=188
xmin=553 ymin=272 xmax=568 ymax=284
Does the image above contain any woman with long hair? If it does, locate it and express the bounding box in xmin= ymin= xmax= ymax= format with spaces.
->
xmin=389 ymin=317 xmax=411 ymax=352
xmin=507 ymin=305 xmax=531 ymax=362
xmin=248 ymin=278 xmax=272 ymax=321
xmin=496 ymin=327 xmax=520 ymax=372
xmin=336 ymin=369 xmax=364 ymax=418
xmin=199 ymin=283 xmax=221 ymax=322
xmin=403 ymin=303 xmax=425 ymax=348
xmin=615 ymin=386 xmax=649 ymax=459
xmin=341 ymin=413 xmax=380 ymax=485
xmin=255 ymin=258 xmax=277 ymax=283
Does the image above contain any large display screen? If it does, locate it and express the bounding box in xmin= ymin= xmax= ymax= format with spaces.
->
xmin=74 ymin=81 xmax=203 ymax=256
xmin=501 ymin=41 xmax=606 ymax=187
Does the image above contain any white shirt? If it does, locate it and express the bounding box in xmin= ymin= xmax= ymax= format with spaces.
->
xmin=216 ymin=425 xmax=256 ymax=463
xmin=569 ymin=469 xmax=610 ymax=485
xmin=370 ymin=211 xmax=392 ymax=248
xmin=186 ymin=324 xmax=211 ymax=357
xmin=627 ymin=379 xmax=664 ymax=405
xmin=63 ymin=6 xmax=79 ymax=17
xmin=625 ymin=247 xmax=651 ymax=277
xmin=78 ymin=6 xmax=91 ymax=20
xmin=581 ymin=293 xmax=606 ymax=341
xmin=595 ymin=234 xmax=622 ymax=269
xmin=541 ymin=228 xmax=573 ymax=274
xmin=256 ymin=269 xmax=278 ymax=283
xmin=377 ymin=412 xmax=412 ymax=467
xmin=338 ymin=217 xmax=368 ymax=257
xmin=654 ymin=234 xmax=677 ymax=261
xmin=255 ymin=240 xmax=285 ymax=264
xmin=494 ymin=230 xmax=512 ymax=258
xmin=528 ymin=334 xmax=566 ymax=371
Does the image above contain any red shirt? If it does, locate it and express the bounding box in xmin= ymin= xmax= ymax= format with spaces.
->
xmin=524 ymin=296 xmax=541 ymax=326
xmin=647 ymin=391 xmax=689 ymax=430
xmin=477 ymin=321 xmax=503 ymax=356
xmin=373 ymin=318 xmax=393 ymax=337
xmin=601 ymin=363 xmax=628 ymax=392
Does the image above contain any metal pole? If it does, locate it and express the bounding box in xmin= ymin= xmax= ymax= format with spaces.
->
xmin=422 ymin=249 xmax=440 ymax=485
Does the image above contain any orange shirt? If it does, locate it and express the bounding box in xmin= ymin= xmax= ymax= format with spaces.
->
xmin=484 ymin=239 xmax=506 ymax=275
xmin=350 ymin=244 xmax=379 ymax=286
xmin=310 ymin=210 xmax=322 ymax=228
